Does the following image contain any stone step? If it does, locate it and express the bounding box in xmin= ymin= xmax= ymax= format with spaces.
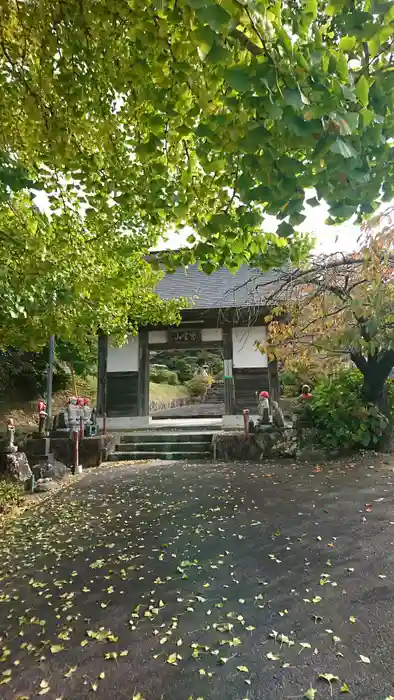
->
xmin=119 ymin=431 xmax=213 ymax=445
xmin=117 ymin=440 xmax=210 ymax=453
xmin=121 ymin=422 xmax=220 ymax=433
xmin=108 ymin=450 xmax=210 ymax=462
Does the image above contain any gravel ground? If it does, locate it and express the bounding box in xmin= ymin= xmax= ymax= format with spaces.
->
xmin=0 ymin=456 xmax=394 ymax=700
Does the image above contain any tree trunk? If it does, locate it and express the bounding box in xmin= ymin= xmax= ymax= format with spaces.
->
xmin=351 ymin=351 xmax=394 ymax=411
xmin=351 ymin=350 xmax=394 ymax=450
xmin=68 ymin=363 xmax=77 ymax=395
xmin=362 ymin=373 xmax=389 ymax=414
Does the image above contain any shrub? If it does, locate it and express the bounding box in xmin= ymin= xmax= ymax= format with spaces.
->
xmin=186 ymin=375 xmax=210 ymax=400
xmin=295 ymin=368 xmax=389 ymax=453
xmin=0 ymin=349 xmax=69 ymax=401
xmin=0 ymin=480 xmax=24 ymax=512
xmin=279 ymin=357 xmax=342 ymax=397
xmin=149 ymin=365 xmax=179 ymax=385
xmin=172 ymin=358 xmax=194 ymax=383
xmin=279 ymin=369 xmax=304 ymax=397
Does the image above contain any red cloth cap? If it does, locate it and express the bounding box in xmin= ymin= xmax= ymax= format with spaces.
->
xmin=259 ymin=391 xmax=270 ymax=398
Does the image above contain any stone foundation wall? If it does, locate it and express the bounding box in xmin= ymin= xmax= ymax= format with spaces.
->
xmin=212 ymin=428 xmax=297 ymax=461
xmin=50 ymin=435 xmax=116 ymax=468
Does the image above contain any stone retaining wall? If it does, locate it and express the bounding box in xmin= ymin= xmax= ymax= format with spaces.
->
xmin=212 ymin=428 xmax=297 ymax=461
xmin=50 ymin=435 xmax=116 ymax=468
xmin=150 ymin=397 xmax=189 ymax=414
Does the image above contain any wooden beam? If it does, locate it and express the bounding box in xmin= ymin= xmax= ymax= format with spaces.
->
xmin=138 ymin=329 xmax=149 ymax=417
xmin=268 ymin=359 xmax=280 ymax=403
xmin=148 ymin=340 xmax=222 ymax=351
xmin=223 ymin=325 xmax=235 ymax=415
xmin=97 ymin=333 xmax=108 ymax=418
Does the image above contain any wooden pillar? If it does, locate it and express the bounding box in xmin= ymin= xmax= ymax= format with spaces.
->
xmin=97 ymin=333 xmax=108 ymax=418
xmin=138 ymin=329 xmax=149 ymax=417
xmin=268 ymin=358 xmax=280 ymax=403
xmin=223 ymin=325 xmax=235 ymax=415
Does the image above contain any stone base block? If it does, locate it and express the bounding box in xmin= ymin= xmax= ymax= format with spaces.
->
xmin=51 ymin=435 xmax=116 ymax=468
xmin=32 ymin=459 xmax=69 ymax=481
xmin=212 ymin=428 xmax=297 ymax=461
xmin=25 ymin=437 xmax=51 ymax=465
xmin=0 ymin=452 xmax=32 ymax=482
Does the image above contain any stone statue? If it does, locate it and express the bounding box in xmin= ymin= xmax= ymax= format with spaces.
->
xmin=257 ymin=390 xmax=271 ymax=426
xmin=271 ymin=399 xmax=286 ymax=429
xmin=300 ymin=384 xmax=313 ymax=401
xmin=67 ymin=396 xmax=79 ymax=430
xmin=0 ymin=421 xmax=32 ymax=482
xmin=5 ymin=418 xmax=17 ymax=453
xmin=37 ymin=400 xmax=47 ymax=437
xmin=82 ymin=398 xmax=92 ymax=423
xmin=293 ymin=384 xmax=314 ymax=445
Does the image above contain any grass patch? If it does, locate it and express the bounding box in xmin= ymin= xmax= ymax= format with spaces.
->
xmin=149 ymin=382 xmax=188 ymax=402
xmin=0 ymin=480 xmax=24 ymax=512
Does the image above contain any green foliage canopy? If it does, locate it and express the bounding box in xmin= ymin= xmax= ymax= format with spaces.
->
xmin=0 ymin=194 xmax=181 ymax=348
xmin=2 ymin=0 xmax=394 ymax=275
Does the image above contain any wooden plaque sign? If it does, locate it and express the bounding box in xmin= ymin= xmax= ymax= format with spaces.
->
xmin=169 ymin=329 xmax=202 ymax=345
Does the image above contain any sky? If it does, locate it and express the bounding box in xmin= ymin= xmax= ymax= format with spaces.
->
xmin=156 ymin=199 xmax=362 ymax=256
xmin=34 ymin=188 xmax=364 ymax=256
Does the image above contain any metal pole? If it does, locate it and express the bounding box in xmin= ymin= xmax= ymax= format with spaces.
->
xmin=243 ymin=409 xmax=250 ymax=437
xmin=46 ymin=335 xmax=55 ymax=430
xmin=73 ymin=428 xmax=79 ymax=471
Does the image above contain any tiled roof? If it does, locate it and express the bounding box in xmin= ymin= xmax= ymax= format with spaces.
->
xmin=155 ymin=264 xmax=280 ymax=310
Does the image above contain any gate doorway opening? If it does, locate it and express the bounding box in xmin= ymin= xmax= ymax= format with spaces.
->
xmin=148 ymin=341 xmax=225 ymax=421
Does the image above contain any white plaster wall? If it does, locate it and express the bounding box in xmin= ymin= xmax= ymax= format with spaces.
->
xmin=201 ymin=328 xmax=223 ymax=342
xmin=107 ymin=335 xmax=139 ymax=373
xmin=98 ymin=416 xmax=151 ymax=430
xmin=148 ymin=330 xmax=168 ymax=344
xmin=232 ymin=326 xmax=268 ymax=368
xmin=222 ymin=414 xmax=258 ymax=428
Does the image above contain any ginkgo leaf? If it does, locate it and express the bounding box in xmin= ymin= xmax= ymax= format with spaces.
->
xmin=319 ymin=673 xmax=339 ymax=683
xmin=38 ymin=681 xmax=50 ymax=696
xmin=237 ymin=666 xmax=249 ymax=672
xmin=266 ymin=652 xmax=280 ymax=660
xmin=64 ymin=665 xmax=77 ymax=678
xmin=50 ymin=644 xmax=64 ymax=654
xmin=359 ymin=654 xmax=370 ymax=663
xmin=340 ymin=683 xmax=350 ymax=693
xmin=304 ymin=689 xmax=317 ymax=700
xmin=349 ymin=616 xmax=356 ymax=623
xmin=167 ymin=653 xmax=178 ymax=665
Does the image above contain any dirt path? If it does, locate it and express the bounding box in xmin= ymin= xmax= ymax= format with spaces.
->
xmin=0 ymin=457 xmax=394 ymax=699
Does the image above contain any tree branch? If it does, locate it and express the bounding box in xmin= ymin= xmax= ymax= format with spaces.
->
xmin=229 ymin=28 xmax=264 ymax=56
